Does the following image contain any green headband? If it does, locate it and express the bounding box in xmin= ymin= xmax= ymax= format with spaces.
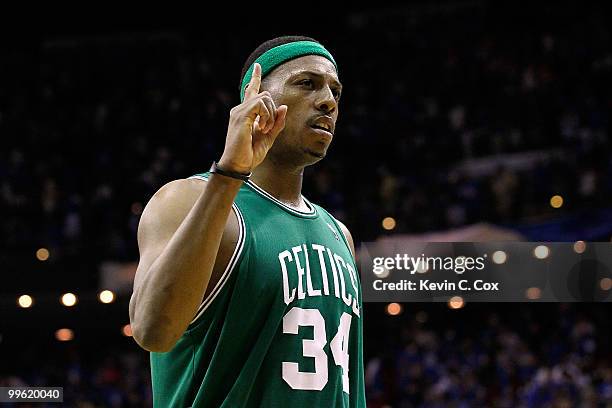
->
xmin=240 ymin=40 xmax=337 ymax=101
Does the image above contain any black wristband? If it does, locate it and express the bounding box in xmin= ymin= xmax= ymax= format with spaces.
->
xmin=209 ymin=161 xmax=252 ymax=182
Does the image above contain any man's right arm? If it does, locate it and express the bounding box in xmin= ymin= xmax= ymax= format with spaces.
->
xmin=129 ymin=63 xmax=287 ymax=352
xmin=129 ymin=175 xmax=242 ymax=352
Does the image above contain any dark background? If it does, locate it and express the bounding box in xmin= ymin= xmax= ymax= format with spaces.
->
xmin=2 ymin=3 xmax=612 ymax=406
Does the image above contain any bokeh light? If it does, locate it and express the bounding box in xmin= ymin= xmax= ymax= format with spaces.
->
xmin=61 ymin=293 xmax=78 ymax=307
xmin=17 ymin=295 xmax=33 ymax=308
xmin=448 ymin=296 xmax=465 ymax=309
xmin=550 ymin=195 xmax=563 ymax=208
xmin=600 ymin=278 xmax=612 ymax=291
xmin=382 ymin=217 xmax=397 ymax=231
xmin=526 ymin=287 xmax=542 ymax=300
xmin=533 ymin=245 xmax=550 ymax=259
xmin=386 ymin=303 xmax=403 ymax=316
xmin=492 ymin=250 xmax=507 ymax=264
xmin=55 ymin=328 xmax=74 ymax=342
xmin=36 ymin=248 xmax=50 ymax=261
xmin=122 ymin=324 xmax=133 ymax=337
xmin=98 ymin=290 xmax=115 ymax=304
xmin=573 ymin=241 xmax=586 ymax=254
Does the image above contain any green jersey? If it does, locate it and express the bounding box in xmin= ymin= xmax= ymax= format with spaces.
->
xmin=150 ymin=173 xmax=366 ymax=407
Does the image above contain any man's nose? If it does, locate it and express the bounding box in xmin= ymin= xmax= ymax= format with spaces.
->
xmin=315 ymin=86 xmax=337 ymax=114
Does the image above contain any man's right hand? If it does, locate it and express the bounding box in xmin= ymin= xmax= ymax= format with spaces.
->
xmin=130 ymin=64 xmax=287 ymax=352
xmin=219 ymin=63 xmax=288 ymax=174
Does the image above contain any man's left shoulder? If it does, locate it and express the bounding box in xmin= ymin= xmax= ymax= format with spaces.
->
xmin=311 ymin=202 xmax=356 ymax=258
xmin=334 ymin=218 xmax=356 ymax=259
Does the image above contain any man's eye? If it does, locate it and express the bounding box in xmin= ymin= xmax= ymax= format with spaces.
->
xmin=299 ymin=79 xmax=313 ymax=87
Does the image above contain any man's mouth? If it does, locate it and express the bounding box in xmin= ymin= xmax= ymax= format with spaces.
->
xmin=311 ymin=122 xmax=332 ymax=132
xmin=309 ymin=116 xmax=335 ymax=137
xmin=310 ymin=124 xmax=334 ymax=137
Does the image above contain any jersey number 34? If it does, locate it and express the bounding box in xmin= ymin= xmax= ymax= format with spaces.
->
xmin=282 ymin=307 xmax=352 ymax=394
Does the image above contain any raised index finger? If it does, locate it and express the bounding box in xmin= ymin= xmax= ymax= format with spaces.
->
xmin=244 ymin=63 xmax=262 ymax=100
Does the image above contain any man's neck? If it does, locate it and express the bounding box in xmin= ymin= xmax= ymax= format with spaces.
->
xmin=250 ymin=159 xmax=305 ymax=208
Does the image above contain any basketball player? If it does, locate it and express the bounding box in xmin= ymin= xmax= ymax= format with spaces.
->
xmin=129 ymin=36 xmax=365 ymax=407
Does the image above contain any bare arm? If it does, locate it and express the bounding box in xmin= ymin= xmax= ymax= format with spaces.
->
xmin=129 ymin=63 xmax=287 ymax=352
xmin=336 ymin=219 xmax=356 ymax=259
xmin=129 ymin=176 xmax=242 ymax=352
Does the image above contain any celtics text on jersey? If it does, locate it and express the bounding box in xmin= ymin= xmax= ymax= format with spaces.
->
xmin=150 ymin=173 xmax=366 ymax=408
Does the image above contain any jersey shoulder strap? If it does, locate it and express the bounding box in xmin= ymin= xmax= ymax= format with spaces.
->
xmin=312 ymin=204 xmax=354 ymax=260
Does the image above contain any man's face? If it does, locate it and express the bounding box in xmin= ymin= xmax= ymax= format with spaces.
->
xmin=261 ymin=55 xmax=342 ymax=166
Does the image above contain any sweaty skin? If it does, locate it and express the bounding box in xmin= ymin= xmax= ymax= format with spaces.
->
xmin=251 ymin=56 xmax=343 ymax=209
xmin=129 ymin=57 xmax=354 ymax=353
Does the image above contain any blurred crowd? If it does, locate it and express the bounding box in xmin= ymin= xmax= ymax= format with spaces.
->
xmin=365 ymin=303 xmax=612 ymax=408
xmin=2 ymin=304 xmax=611 ymax=407
xmin=0 ymin=344 xmax=152 ymax=407
xmin=2 ymin=3 xmax=612 ymax=406
xmin=2 ymin=3 xmax=611 ymax=267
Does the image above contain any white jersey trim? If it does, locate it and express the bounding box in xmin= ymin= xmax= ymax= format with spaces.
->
xmin=187 ymin=175 xmax=247 ymax=324
xmin=246 ymin=180 xmax=317 ymax=217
